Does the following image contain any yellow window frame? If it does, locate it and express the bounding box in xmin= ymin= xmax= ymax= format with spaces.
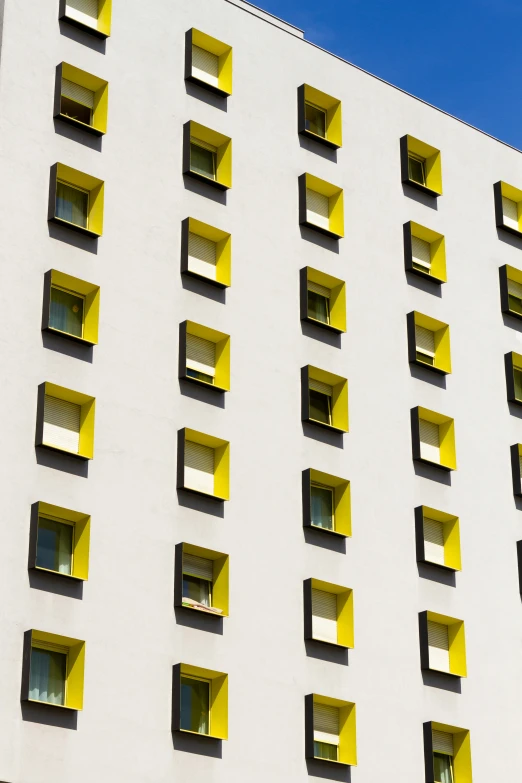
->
xmin=56 ymin=63 xmax=109 ymax=135
xmin=408 ymin=311 xmax=451 ymax=374
xmin=37 ymin=382 xmax=96 ymax=460
xmin=186 ymin=29 xmax=233 ymax=96
xmin=299 ymin=84 xmax=342 ymax=148
xmin=25 ymin=629 xmax=86 ymax=710
xmin=401 ymin=135 xmax=442 ymax=195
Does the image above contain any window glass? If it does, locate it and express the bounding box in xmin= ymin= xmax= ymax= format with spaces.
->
xmin=308 ymin=291 xmax=330 ymax=324
xmin=314 ymin=741 xmax=337 ymax=760
xmin=183 ymin=574 xmax=211 ymax=607
xmin=56 ymin=181 xmax=88 ymax=228
xmin=49 ymin=287 xmax=84 ymax=338
xmin=309 ymin=390 xmax=332 ymax=425
xmin=416 ymin=351 xmax=434 ymax=366
xmin=36 ymin=517 xmax=73 ymax=575
xmin=434 ymin=752 xmax=454 ymax=783
xmin=514 ymin=367 xmax=522 ymax=401
xmin=509 ymin=294 xmax=522 ymax=315
xmin=190 ymin=141 xmax=216 ymax=180
xmin=61 ymin=96 xmax=92 ymax=125
xmin=305 ymin=102 xmax=326 ymax=138
xmin=29 ymin=647 xmax=67 ymax=705
xmin=311 ymin=484 xmax=334 ymax=531
xmin=180 ymin=676 xmax=210 ymax=734
xmin=408 ymin=154 xmax=426 ymax=185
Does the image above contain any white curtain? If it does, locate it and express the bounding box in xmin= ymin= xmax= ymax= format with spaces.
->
xmin=29 ymin=648 xmax=66 ymax=705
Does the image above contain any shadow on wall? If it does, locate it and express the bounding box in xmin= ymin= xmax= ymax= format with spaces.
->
xmin=421 ymin=670 xmax=462 ymax=694
xmin=53 ymin=118 xmax=102 ymax=152
xmin=28 ymin=570 xmax=84 ymax=600
xmin=497 ymin=228 xmax=522 ymax=251
xmin=303 ymin=527 xmax=346 ymax=555
xmin=174 ymin=606 xmax=223 ymax=636
xmin=21 ymin=701 xmax=78 ymax=730
xmin=299 ymin=135 xmax=337 ymax=163
xmin=185 ymin=80 xmax=228 ymax=111
xmin=41 ymin=331 xmax=93 ymax=364
xmin=179 ymin=379 xmax=225 ymax=410
xmin=305 ymin=639 xmax=348 ymax=667
xmin=48 ymin=223 xmax=98 ymax=254
xmin=413 ymin=462 xmax=451 ymax=487
xmin=181 ymin=274 xmax=226 ymax=304
xmin=58 ymin=20 xmax=106 ymax=53
xmin=302 ymin=422 xmax=344 ymax=450
xmin=306 ymin=759 xmax=351 ymax=781
xmin=299 ymin=225 xmax=340 ymax=254
xmin=417 ymin=562 xmax=456 ymax=588
xmin=35 ymin=448 xmax=89 ymax=479
xmin=409 ymin=364 xmax=446 ymax=390
xmin=301 ymin=321 xmax=342 ymax=349
xmin=402 ymin=182 xmax=438 ymax=209
xmin=177 ymin=489 xmax=224 ymax=519
xmin=405 ymin=271 xmax=442 ymax=297
xmin=502 ymin=312 xmax=522 ymax=334
xmin=183 ymin=175 xmax=227 ymax=206
xmin=171 ymin=730 xmax=222 ymax=758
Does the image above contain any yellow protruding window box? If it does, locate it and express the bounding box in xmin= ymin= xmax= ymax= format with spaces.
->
xmin=185 ymin=28 xmax=232 ymax=97
xmin=302 ymin=468 xmax=351 ymax=537
xmin=59 ymin=0 xmax=112 ymax=38
xmin=404 ymin=221 xmax=446 ymax=283
xmin=299 ymin=174 xmax=344 ymax=239
xmin=183 ymin=121 xmax=232 ymax=190
xmin=305 ymin=694 xmax=357 ymax=766
xmin=48 ymin=163 xmax=104 ymax=238
xmin=177 ymin=428 xmax=230 ymax=501
xmin=42 ymin=269 xmax=100 ymax=346
xmin=181 ymin=217 xmax=231 ymax=288
xmin=400 ymin=134 xmax=442 ymax=196
xmin=419 ymin=611 xmax=467 ymax=678
xmin=510 ymin=444 xmax=522 ymax=497
xmin=304 ymin=578 xmax=354 ymax=648
xmin=54 ymin=63 xmax=108 ymax=136
xmin=494 ymin=181 xmax=522 ymax=237
xmin=505 ymin=351 xmax=522 ymax=405
xmin=300 ymin=267 xmax=346 ymax=333
xmin=423 ymin=721 xmax=472 ymax=783
xmin=29 ymin=501 xmax=90 ymax=581
xmin=411 ymin=406 xmax=456 ymax=471
xmin=36 ymin=382 xmax=95 ymax=460
xmin=500 ymin=264 xmax=522 ymax=319
xmin=302 ymin=366 xmax=348 ymax=433
xmin=21 ymin=629 xmax=86 ymax=710
xmin=173 ymin=663 xmax=228 ymax=740
xmin=415 ymin=506 xmax=461 ymax=572
xmin=407 ymin=311 xmax=451 ymax=374
xmin=175 ymin=543 xmax=229 ymax=617
xmin=298 ymin=84 xmax=342 ymax=149
xmin=179 ymin=320 xmax=230 ymax=392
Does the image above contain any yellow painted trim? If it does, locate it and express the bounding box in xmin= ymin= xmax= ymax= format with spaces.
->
xmin=186 ymin=320 xmax=230 ymax=391
xmin=418 ymin=406 xmax=456 ymax=470
xmin=303 ymin=84 xmax=342 ymax=147
xmin=187 ymin=217 xmax=231 ymax=287
xmin=184 ymin=428 xmax=230 ymax=500
xmin=38 ymin=501 xmax=90 ymax=580
xmin=308 ymin=366 xmax=349 ymax=432
xmin=500 ymin=182 xmax=522 ymax=230
xmin=413 ymin=311 xmax=451 ymax=374
xmin=55 ymin=163 xmax=104 ymax=236
xmin=192 ymin=29 xmax=232 ymax=95
xmin=97 ymin=0 xmax=112 ymax=35
xmin=311 ymin=578 xmax=354 ymax=648
xmin=309 ymin=469 xmax=351 ymax=536
xmin=406 ymin=135 xmax=442 ymax=194
xmin=432 ymin=722 xmax=472 ymax=783
xmin=427 ymin=611 xmax=467 ymax=677
xmin=180 ymin=664 xmax=228 ymax=740
xmin=182 ymin=543 xmax=229 ymax=616
xmin=305 ymin=173 xmax=344 ymax=238
xmin=306 ymin=267 xmax=346 ymax=332
xmin=30 ymin=629 xmax=85 ymax=710
xmin=189 ymin=121 xmax=232 ymax=188
xmin=61 ymin=63 xmax=108 ymax=134
xmin=421 ymin=506 xmax=461 ymax=571
xmin=44 ymin=382 xmax=95 ymax=460
xmin=50 ymin=270 xmax=100 ymax=344
xmin=410 ymin=221 xmax=447 ymax=282
xmin=313 ymin=694 xmax=357 ymax=766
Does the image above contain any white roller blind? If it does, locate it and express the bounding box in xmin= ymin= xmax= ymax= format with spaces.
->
xmin=306 ymin=189 xmax=329 ymax=230
xmin=508 ymin=278 xmax=522 ymax=299
xmin=61 ymin=78 xmax=95 ymax=109
xmin=313 ymin=703 xmax=340 ymax=746
xmin=66 ymin=0 xmax=99 ymax=28
xmin=311 ymin=589 xmax=337 ymax=643
xmin=502 ymin=196 xmax=519 ymax=230
xmin=308 ymin=281 xmax=331 ymax=298
xmin=415 ymin=325 xmax=435 ymax=357
xmin=188 ymin=232 xmax=217 ymax=281
xmin=192 ymin=45 xmax=219 ymax=88
xmin=423 ymin=517 xmax=445 ymax=566
xmin=185 ymin=440 xmax=215 ymax=494
xmin=309 ymin=378 xmax=333 ymax=396
xmin=419 ymin=419 xmax=440 ymax=463
xmin=187 ymin=333 xmax=216 ymax=377
xmin=412 ymin=236 xmax=431 ymax=270
xmin=183 ymin=552 xmax=213 ymax=580
xmin=428 ymin=620 xmax=450 ymax=673
xmin=432 ymin=730 xmax=454 ymax=756
xmin=43 ymin=395 xmax=81 ymax=453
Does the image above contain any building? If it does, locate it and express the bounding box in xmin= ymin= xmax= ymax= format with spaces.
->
xmin=0 ymin=0 xmax=521 ymax=780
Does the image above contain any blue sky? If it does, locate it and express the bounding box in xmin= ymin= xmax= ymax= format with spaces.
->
xmin=258 ymin=0 xmax=521 ymax=149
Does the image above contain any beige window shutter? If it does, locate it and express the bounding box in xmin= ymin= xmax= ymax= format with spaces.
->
xmin=313 ymin=703 xmax=340 ymax=746
xmin=428 ymin=620 xmax=450 ymax=672
xmin=412 ymin=236 xmax=431 ymax=269
xmin=423 ymin=517 xmax=445 ymax=565
xmin=183 ymin=552 xmax=213 ymax=580
xmin=186 ymin=334 xmax=216 ymax=377
xmin=185 ymin=440 xmax=215 ymax=494
xmin=188 ymin=232 xmax=217 ymax=280
xmin=419 ymin=419 xmax=440 ymax=463
xmin=61 ymin=78 xmax=95 ymax=109
xmin=502 ymin=196 xmax=519 ymax=230
xmin=192 ymin=45 xmax=219 ymax=87
xmin=308 ymin=281 xmax=331 ymax=298
xmin=309 ymin=378 xmax=333 ymax=396
xmin=66 ymin=0 xmax=99 ymax=28
xmin=415 ymin=325 xmax=435 ymax=357
xmin=508 ymin=278 xmax=522 ymax=299
xmin=43 ymin=395 xmax=81 ymax=453
xmin=432 ymin=729 xmax=454 ymax=756
xmin=306 ymin=189 xmax=329 ymax=230
xmin=311 ymin=589 xmax=337 ymax=643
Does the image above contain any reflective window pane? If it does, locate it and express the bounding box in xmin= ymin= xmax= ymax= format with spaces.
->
xmin=49 ymin=287 xmax=84 ymax=338
xmin=433 ymin=753 xmax=454 ymax=783
xmin=36 ymin=517 xmax=73 ymax=575
xmin=60 ymin=96 xmax=92 ymax=125
xmin=311 ymin=485 xmax=334 ymax=531
xmin=183 ymin=574 xmax=211 ymax=607
xmin=56 ymin=182 xmax=88 ymax=228
xmin=180 ymin=676 xmax=210 ymax=734
xmin=190 ymin=143 xmax=216 ymax=180
xmin=305 ymin=103 xmax=326 ymax=138
xmin=309 ymin=390 xmax=331 ymax=425
xmin=29 ymin=647 xmax=66 ymax=705
xmin=408 ymin=155 xmax=426 ymax=185
xmin=308 ymin=291 xmax=330 ymax=324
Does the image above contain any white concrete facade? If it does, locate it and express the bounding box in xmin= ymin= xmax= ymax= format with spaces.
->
xmin=0 ymin=0 xmax=521 ymax=780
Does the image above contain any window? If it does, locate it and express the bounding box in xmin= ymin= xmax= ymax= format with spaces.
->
xmin=177 ymin=428 xmax=230 ymax=501
xmin=419 ymin=611 xmax=467 ymax=677
xmin=411 ymin=406 xmax=457 ymax=471
xmin=510 ymin=444 xmax=522 ymax=496
xmin=29 ymin=501 xmax=90 ymax=580
xmin=300 ymin=267 xmax=346 ymax=333
xmin=494 ymin=181 xmax=522 ymax=236
xmin=173 ymin=664 xmax=228 ymax=740
xmin=49 ymin=163 xmax=104 ymax=238
xmin=499 ymin=264 xmax=522 ymax=319
xmin=407 ymin=312 xmax=451 ymax=374
xmin=298 ymin=85 xmax=342 ymax=148
xmin=304 ymin=578 xmax=354 ymax=648
xmin=185 ymin=29 xmax=232 ymax=96
xmin=36 ymin=382 xmax=95 ymax=460
xmin=183 ymin=121 xmax=232 ymax=190
xmin=181 ymin=217 xmax=231 ymax=288
xmin=302 ymin=366 xmax=349 ymax=433
xmin=505 ymin=351 xmax=522 ymax=405
xmin=22 ymin=630 xmax=86 ymax=710
xmin=423 ymin=722 xmax=472 ymax=783
xmin=299 ymin=174 xmax=344 ymax=239
xmin=55 ymin=63 xmax=108 ymax=136
xmin=310 ymin=380 xmax=332 ymax=425
xmin=180 ymin=321 xmax=230 ymax=391
xmin=59 ymin=0 xmax=112 ymax=38
xmin=400 ymin=135 xmax=442 ymax=196
xmin=175 ymin=543 xmax=229 ymax=616
xmin=43 ymin=270 xmax=100 ymax=345
xmin=404 ymin=222 xmax=447 ymax=283
xmin=303 ymin=469 xmax=351 ymax=537
xmin=415 ymin=506 xmax=461 ymax=571
xmin=305 ymin=695 xmax=357 ymax=766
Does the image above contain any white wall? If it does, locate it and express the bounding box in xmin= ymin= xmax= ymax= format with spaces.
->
xmin=0 ymin=0 xmax=521 ymax=780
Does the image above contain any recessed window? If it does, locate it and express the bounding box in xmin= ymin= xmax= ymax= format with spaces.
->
xmin=415 ymin=506 xmax=461 ymax=572
xmin=505 ymin=352 xmax=522 ymax=405
xmin=433 ymin=730 xmax=455 ymax=783
xmin=29 ymin=645 xmax=67 ymax=706
xmin=190 ymin=138 xmax=217 ymax=180
xmin=314 ymin=703 xmax=339 ymax=761
xmin=60 ymin=0 xmax=112 ymax=38
xmin=305 ymin=102 xmax=326 ymax=138
xmin=415 ymin=324 xmax=435 ymax=365
xmin=183 ymin=121 xmax=232 ymax=190
xmin=22 ymin=630 xmax=86 ymax=710
xmin=412 ymin=236 xmax=431 ymax=273
xmin=189 ymin=232 xmax=217 ymax=279
xmin=404 ymin=222 xmax=447 ymax=283
xmin=183 ymin=553 xmax=212 ymax=609
xmin=302 ymin=367 xmax=349 ymax=433
xmin=50 ymin=286 xmax=84 ymax=338
xmin=65 ymin=0 xmax=99 ymax=30
xmin=174 ymin=664 xmax=228 ymax=740
xmin=182 ymin=218 xmax=231 ymax=288
xmin=43 ymin=270 xmax=100 ymax=345
xmin=307 ymin=188 xmax=329 ymax=231
xmin=192 ymin=46 xmax=219 ymax=88
xmin=37 ymin=382 xmax=96 ymax=460
xmin=407 ymin=312 xmax=451 ymax=374
xmin=306 ymin=695 xmax=357 ymax=766
xmin=30 ymin=501 xmax=90 ymax=581
xmin=311 ymin=483 xmax=334 ymax=530
xmin=494 ymin=181 xmax=522 ymax=236
xmin=178 ymin=428 xmax=230 ymax=501
xmin=508 ymin=278 xmax=522 ymax=315
xmin=61 ymin=79 xmax=93 ymax=125
xmin=298 ymin=85 xmax=342 ymax=149
xmin=36 ymin=516 xmax=73 ymax=576
xmin=308 ymin=281 xmax=330 ymax=324
xmin=401 ymin=135 xmax=442 ymax=196
xmin=301 ymin=267 xmax=346 ymax=333
xmin=305 ymin=579 xmax=354 ymax=648
xmin=185 ymin=29 xmax=232 ymax=97
xmin=181 ymin=676 xmax=210 ymax=735
xmin=309 ymin=379 xmax=332 ymax=425
xmin=424 ymin=722 xmax=472 ymax=783
xmin=176 ymin=543 xmax=229 ymax=616
xmin=428 ymin=620 xmax=450 ymax=672
xmin=510 ymin=444 xmax=522 ymax=496
xmin=49 ymin=163 xmax=104 ymax=238
xmin=303 ymin=469 xmax=351 ymax=537
xmin=299 ymin=174 xmax=344 ymax=239
xmin=187 ymin=333 xmax=215 ymax=384
xmin=56 ymin=181 xmax=89 ymax=228
xmin=419 ymin=611 xmax=467 ymax=677
xmin=408 ymin=153 xmax=426 ymax=186
xmin=55 ymin=64 xmax=108 ymax=135
xmin=412 ymin=407 xmax=456 ymax=471
xmin=180 ymin=321 xmax=231 ymax=391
